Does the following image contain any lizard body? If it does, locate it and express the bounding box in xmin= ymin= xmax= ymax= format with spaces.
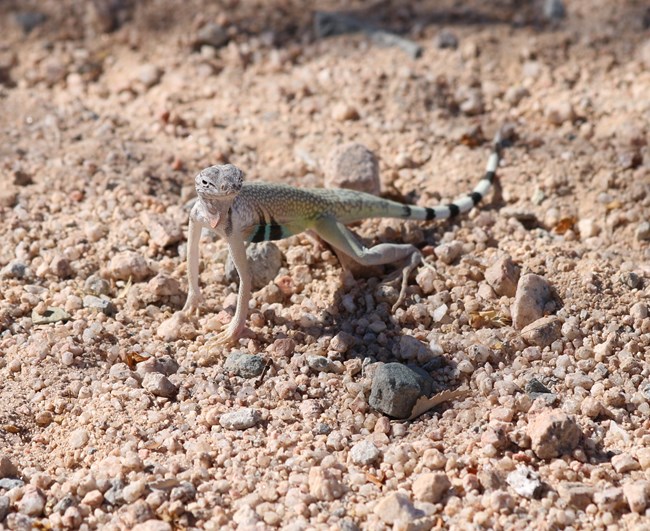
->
xmin=184 ymin=132 xmax=504 ymax=345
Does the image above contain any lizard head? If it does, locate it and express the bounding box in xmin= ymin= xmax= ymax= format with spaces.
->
xmin=195 ymin=164 xmax=244 ymax=198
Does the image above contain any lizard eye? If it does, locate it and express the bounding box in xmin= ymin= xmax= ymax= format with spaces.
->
xmin=202 ymin=180 xmax=207 ymax=185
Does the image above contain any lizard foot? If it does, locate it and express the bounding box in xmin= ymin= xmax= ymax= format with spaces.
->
xmin=212 ymin=318 xmax=247 ymax=347
xmin=182 ymin=292 xmax=204 ymax=317
xmin=391 ymin=252 xmax=423 ymax=312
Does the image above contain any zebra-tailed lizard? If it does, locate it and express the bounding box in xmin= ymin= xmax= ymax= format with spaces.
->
xmin=183 ymin=131 xmax=505 ymax=345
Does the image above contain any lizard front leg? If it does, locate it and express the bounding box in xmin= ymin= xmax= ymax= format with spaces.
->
xmin=214 ymin=234 xmax=251 ymax=346
xmin=183 ymin=216 xmax=204 ymax=315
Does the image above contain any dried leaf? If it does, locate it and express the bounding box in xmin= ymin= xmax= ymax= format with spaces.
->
xmin=408 ymin=388 xmax=469 ymax=420
xmin=117 ymin=276 xmax=133 ymax=299
xmin=553 ymin=216 xmax=577 ymax=234
xmin=606 ymin=200 xmax=623 ymax=212
xmin=469 ymin=310 xmax=511 ymax=328
xmin=365 ymin=473 xmax=383 ymax=487
xmin=125 ymin=351 xmax=150 ymax=369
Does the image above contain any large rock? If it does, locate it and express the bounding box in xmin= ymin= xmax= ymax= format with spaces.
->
xmin=374 ymin=492 xmax=424 ymax=525
xmin=225 ymin=241 xmax=282 ymax=290
xmin=369 ymin=363 xmax=424 ymax=419
xmin=527 ymin=409 xmax=581 ymax=459
xmin=106 ymin=251 xmax=153 ymax=282
xmin=485 ymin=255 xmax=520 ymax=297
xmin=511 ymin=274 xmax=555 ymax=329
xmin=324 ymin=143 xmax=380 ymax=195
xmin=224 ymin=351 xmax=265 ymax=379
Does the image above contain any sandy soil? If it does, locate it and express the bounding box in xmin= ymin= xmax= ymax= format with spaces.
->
xmin=1 ymin=0 xmax=649 ymax=529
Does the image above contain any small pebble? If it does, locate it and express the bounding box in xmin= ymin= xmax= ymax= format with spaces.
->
xmin=331 ymin=102 xmax=359 ymax=122
xmin=435 ymin=241 xmax=463 ymax=264
xmin=437 ymin=30 xmax=458 ymax=49
xmin=0 ymin=456 xmax=19 ymax=478
xmin=412 ymin=472 xmax=451 ymax=503
xmin=349 ymin=441 xmax=381 ymax=466
xmin=224 ymin=351 xmax=265 ymax=378
xmin=623 ymin=482 xmax=650 ymax=514
xmin=106 ymin=251 xmax=152 ymax=282
xmin=141 ymin=373 xmax=178 ymax=399
xmin=308 ymin=466 xmax=344 ymax=501
xmin=611 ymin=453 xmax=640 ymax=474
xmin=374 ymin=492 xmax=424 ymax=525
xmin=18 ymin=486 xmax=45 ymax=516
xmin=527 ymin=409 xmax=581 ymax=459
xmin=485 ymin=255 xmax=520 ymax=297
xmin=511 ymin=274 xmax=555 ymax=329
xmin=369 ymin=363 xmax=422 ymax=419
xmin=506 ymin=466 xmax=544 ymax=499
xmin=219 ymin=408 xmax=261 ymax=430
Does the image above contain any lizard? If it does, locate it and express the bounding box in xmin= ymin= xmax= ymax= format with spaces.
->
xmin=182 ymin=130 xmax=505 ymax=346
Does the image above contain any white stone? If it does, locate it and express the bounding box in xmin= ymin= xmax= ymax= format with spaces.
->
xmin=349 ymin=441 xmax=381 ymax=466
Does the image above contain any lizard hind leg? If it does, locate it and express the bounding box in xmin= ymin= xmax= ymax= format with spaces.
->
xmin=312 ymin=216 xmax=421 ymax=311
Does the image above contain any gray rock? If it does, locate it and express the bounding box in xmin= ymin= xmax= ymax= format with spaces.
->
xmin=1 ymin=260 xmax=27 ymax=279
xmin=83 ymin=295 xmax=117 ymax=316
xmin=511 ymin=274 xmax=555 ymax=329
xmin=141 ymin=373 xmax=178 ymax=399
xmin=0 ymin=495 xmax=9 ymax=522
xmin=399 ymin=335 xmax=430 ymax=361
xmin=307 ymin=355 xmax=337 ymax=373
xmin=84 ymin=274 xmax=110 ymax=295
xmin=525 ymin=378 xmax=552 ymax=395
xmin=219 ymin=408 xmax=261 ymax=430
xmin=224 ymin=351 xmax=265 ymax=378
xmin=51 ymin=494 xmax=74 ymax=514
xmin=14 ymin=11 xmax=47 ymax=33
xmin=193 ymin=23 xmax=229 ymax=49
xmin=369 ymin=363 xmax=422 ymax=419
xmin=225 ymin=241 xmax=282 ymax=290
xmin=137 ymin=64 xmax=163 ymax=89
xmin=0 ymin=479 xmax=24 ymax=490
xmin=636 ymin=221 xmax=650 ymax=241
xmin=437 ymin=30 xmax=458 ymax=49
xmin=521 ymin=315 xmax=563 ymax=348
xmin=506 ymin=466 xmax=544 ymax=499
xmin=324 ymin=143 xmax=380 ymax=195
xmin=543 ymin=0 xmax=566 ymax=20
xmin=170 ymin=482 xmax=196 ymax=503
xmin=406 ymin=365 xmax=433 ymax=397
xmin=104 ymin=480 xmax=125 ymax=506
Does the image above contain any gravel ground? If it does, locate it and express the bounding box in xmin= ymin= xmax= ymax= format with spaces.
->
xmin=1 ymin=0 xmax=650 ymax=529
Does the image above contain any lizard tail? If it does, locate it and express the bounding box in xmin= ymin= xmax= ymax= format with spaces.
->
xmin=407 ymin=130 xmax=504 ymax=221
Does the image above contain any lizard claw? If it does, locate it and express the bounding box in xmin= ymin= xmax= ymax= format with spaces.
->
xmin=182 ymin=292 xmax=204 ymax=316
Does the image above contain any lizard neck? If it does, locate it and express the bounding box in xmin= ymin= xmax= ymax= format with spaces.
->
xmin=193 ymin=194 xmax=236 ymax=233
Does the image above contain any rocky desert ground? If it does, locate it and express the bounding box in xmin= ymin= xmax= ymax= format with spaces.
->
xmin=1 ymin=0 xmax=650 ymax=529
